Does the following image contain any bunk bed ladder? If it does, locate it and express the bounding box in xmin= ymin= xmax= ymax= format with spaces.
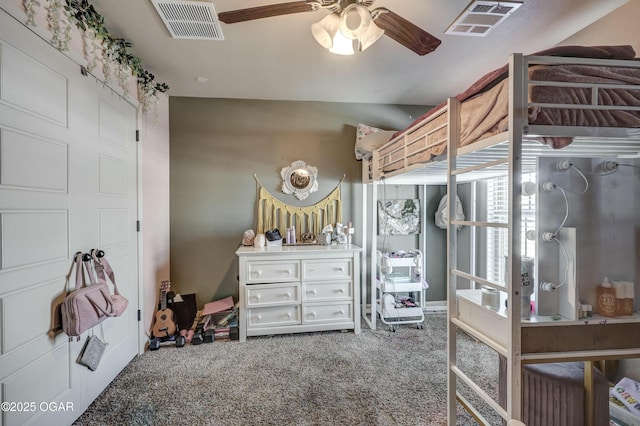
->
xmin=446 ymin=96 xmax=460 ymax=425
xmin=447 ymin=53 xmax=527 ymax=424
xmin=505 ymin=51 xmax=526 ymax=423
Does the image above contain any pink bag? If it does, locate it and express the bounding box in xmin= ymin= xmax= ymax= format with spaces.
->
xmin=61 ymin=253 xmax=117 ymax=340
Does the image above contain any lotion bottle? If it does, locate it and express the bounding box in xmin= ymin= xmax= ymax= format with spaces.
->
xmin=597 ymin=277 xmax=617 ymax=317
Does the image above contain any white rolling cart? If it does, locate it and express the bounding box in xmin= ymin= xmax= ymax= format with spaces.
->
xmin=376 ymin=250 xmax=425 ymax=331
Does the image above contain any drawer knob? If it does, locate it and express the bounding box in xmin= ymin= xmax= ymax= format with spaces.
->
xmin=287 ymin=313 xmax=292 ymax=319
xmin=338 ymin=288 xmax=345 ymax=293
xmin=339 ymin=310 xmax=345 ymax=316
xmin=257 ymin=315 xmax=262 ymax=321
xmin=255 ymin=294 xmax=261 ymax=300
xmin=255 ymin=270 xmax=262 ymax=276
xmin=310 ymin=312 xmax=317 ymax=317
xmin=336 ymin=267 xmax=345 ymax=272
xmin=285 ymin=269 xmax=291 ymax=275
xmin=310 ymin=289 xmax=317 ymax=295
xmin=285 ymin=292 xmax=291 ymax=298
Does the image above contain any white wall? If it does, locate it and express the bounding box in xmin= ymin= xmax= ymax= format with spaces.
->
xmin=141 ymin=96 xmax=171 ymax=339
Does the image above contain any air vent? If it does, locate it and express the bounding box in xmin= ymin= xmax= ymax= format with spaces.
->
xmin=445 ymin=1 xmax=522 ymax=37
xmin=151 ymin=0 xmax=224 ymax=40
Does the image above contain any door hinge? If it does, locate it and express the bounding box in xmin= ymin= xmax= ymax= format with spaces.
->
xmin=137 ymin=309 xmax=141 ymax=322
xmin=136 ymin=130 xmax=140 ymax=142
xmin=136 ymin=220 xmax=141 ymax=232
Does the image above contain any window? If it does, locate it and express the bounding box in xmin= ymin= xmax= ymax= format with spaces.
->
xmin=485 ymin=174 xmax=536 ymax=285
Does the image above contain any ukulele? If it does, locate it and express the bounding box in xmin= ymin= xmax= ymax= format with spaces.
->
xmin=151 ymin=280 xmax=177 ymax=338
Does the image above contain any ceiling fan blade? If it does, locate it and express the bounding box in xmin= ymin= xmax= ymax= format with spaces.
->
xmin=374 ymin=8 xmax=441 ymax=56
xmin=218 ymin=1 xmax=315 ymax=24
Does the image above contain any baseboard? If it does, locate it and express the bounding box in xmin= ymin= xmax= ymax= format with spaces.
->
xmin=424 ymin=301 xmax=447 ymax=313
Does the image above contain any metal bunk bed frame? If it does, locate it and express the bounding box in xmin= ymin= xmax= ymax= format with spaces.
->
xmin=447 ymin=53 xmax=640 ymax=425
xmin=362 ymin=51 xmax=640 ymax=424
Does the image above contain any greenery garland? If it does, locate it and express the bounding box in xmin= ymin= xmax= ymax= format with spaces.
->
xmin=24 ymin=0 xmax=169 ymax=112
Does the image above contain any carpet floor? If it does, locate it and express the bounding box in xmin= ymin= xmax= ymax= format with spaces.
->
xmin=74 ymin=314 xmax=501 ymax=425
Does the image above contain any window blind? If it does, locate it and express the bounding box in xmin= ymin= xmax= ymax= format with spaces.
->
xmin=486 ymin=174 xmax=536 ymax=285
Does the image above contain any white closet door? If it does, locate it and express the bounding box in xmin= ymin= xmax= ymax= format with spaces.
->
xmin=0 ymin=10 xmax=139 ymax=425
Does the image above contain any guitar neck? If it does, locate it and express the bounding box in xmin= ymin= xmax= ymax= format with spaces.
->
xmin=160 ymin=290 xmax=167 ymax=310
xmin=159 ymin=280 xmax=171 ymax=311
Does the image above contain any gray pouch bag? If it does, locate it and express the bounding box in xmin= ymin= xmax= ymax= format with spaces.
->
xmin=77 ymin=326 xmax=108 ymax=371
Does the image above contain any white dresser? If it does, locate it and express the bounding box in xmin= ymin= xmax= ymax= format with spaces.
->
xmin=236 ymin=245 xmax=362 ymax=342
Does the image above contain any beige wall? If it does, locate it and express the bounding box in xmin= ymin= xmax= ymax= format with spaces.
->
xmin=141 ymin=96 xmax=171 ymax=335
xmin=559 ymin=0 xmax=640 ymax=52
xmin=168 ymin=98 xmax=427 ymax=307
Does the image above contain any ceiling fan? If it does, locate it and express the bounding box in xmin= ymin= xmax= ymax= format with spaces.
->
xmin=217 ymin=0 xmax=442 ymax=56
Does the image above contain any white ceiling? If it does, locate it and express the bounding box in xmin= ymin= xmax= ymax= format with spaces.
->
xmin=90 ymin=0 xmax=629 ymax=106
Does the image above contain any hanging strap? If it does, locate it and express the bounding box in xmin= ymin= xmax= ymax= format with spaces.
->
xmin=66 ymin=252 xmax=85 ymax=294
xmin=89 ymin=320 xmax=109 ymax=347
xmin=91 ymin=249 xmax=122 ymax=296
xmin=83 ymin=252 xmax=98 ymax=286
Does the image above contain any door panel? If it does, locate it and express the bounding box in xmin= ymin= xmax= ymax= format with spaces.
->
xmin=0 ymin=40 xmax=67 ymax=126
xmin=0 ymin=127 xmax=68 ymax=192
xmin=0 ymin=9 xmax=139 ymax=425
xmin=0 ymin=210 xmax=69 ymax=270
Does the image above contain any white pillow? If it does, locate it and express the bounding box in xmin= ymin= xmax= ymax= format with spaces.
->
xmin=354 ymin=123 xmax=395 ymax=160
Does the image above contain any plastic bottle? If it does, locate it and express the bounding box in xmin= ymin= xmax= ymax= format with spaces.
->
xmin=624 ymin=281 xmax=635 ymax=316
xmin=597 ymin=277 xmax=617 ymax=317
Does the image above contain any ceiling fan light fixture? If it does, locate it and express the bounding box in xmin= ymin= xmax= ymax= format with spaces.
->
xmin=358 ymin=20 xmax=384 ymax=52
xmin=339 ymin=3 xmax=371 ymax=40
xmin=329 ymin=30 xmax=355 ymax=55
xmin=311 ymin=13 xmax=341 ymax=49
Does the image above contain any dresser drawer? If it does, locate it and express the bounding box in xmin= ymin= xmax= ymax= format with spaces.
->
xmin=246 ymin=260 xmax=299 ymax=283
xmin=302 ymin=259 xmax=352 ymax=280
xmin=247 ymin=305 xmax=300 ymax=328
xmin=302 ymin=302 xmax=353 ymax=324
xmin=246 ymin=283 xmax=300 ymax=307
xmin=304 ymin=281 xmax=352 ymax=302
